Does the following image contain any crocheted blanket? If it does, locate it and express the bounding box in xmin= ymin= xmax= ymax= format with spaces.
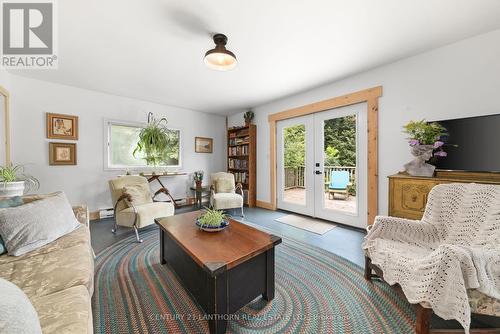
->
xmin=363 ymin=183 xmax=500 ymax=333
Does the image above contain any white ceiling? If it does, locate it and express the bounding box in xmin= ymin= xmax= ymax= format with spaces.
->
xmin=10 ymin=0 xmax=500 ymax=115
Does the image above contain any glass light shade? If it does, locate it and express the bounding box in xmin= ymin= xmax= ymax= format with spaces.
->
xmin=204 ymin=50 xmax=237 ymax=71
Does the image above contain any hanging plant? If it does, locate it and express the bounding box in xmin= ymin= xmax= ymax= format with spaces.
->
xmin=133 ymin=112 xmax=171 ymax=166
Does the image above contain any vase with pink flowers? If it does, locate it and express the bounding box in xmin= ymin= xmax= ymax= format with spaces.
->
xmin=402 ymin=120 xmax=448 ymax=177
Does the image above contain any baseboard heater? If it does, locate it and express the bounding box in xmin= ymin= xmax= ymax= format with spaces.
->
xmin=99 ymin=208 xmax=114 ymax=219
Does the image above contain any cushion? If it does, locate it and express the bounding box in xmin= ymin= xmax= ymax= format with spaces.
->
xmin=117 ymin=201 xmax=174 ymax=228
xmin=109 ymin=176 xmax=149 ymax=212
xmin=19 ymin=192 xmax=61 ymax=204
xmin=0 ymin=196 xmax=24 ymax=208
xmin=0 ymin=236 xmax=5 ymax=255
xmin=0 ymin=192 xmax=81 ymax=256
xmin=0 ymin=241 xmax=94 ymax=298
xmin=0 ymin=277 xmax=42 ymax=334
xmin=468 ymin=289 xmax=500 ymax=317
xmin=215 ymin=178 xmax=235 ymax=193
xmin=122 ymin=183 xmax=153 ymax=207
xmin=0 ymin=225 xmax=90 ymax=266
xmin=0 ymin=196 xmax=24 ymax=255
xmin=212 ymin=193 xmax=243 ymax=210
xmin=31 ymin=285 xmax=91 ymax=334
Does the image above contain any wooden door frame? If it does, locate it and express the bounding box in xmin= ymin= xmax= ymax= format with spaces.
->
xmin=265 ymin=86 xmax=382 ymax=225
xmin=0 ymin=85 xmax=10 ymax=166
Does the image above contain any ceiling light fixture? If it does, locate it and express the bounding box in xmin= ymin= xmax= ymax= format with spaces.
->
xmin=204 ymin=33 xmax=237 ymax=71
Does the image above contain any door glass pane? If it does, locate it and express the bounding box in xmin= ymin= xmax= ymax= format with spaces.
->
xmin=323 ymin=115 xmax=357 ymax=214
xmin=283 ymin=124 xmax=306 ymax=205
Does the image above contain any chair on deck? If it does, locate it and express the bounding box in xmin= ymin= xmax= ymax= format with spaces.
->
xmin=328 ymin=170 xmax=351 ymax=200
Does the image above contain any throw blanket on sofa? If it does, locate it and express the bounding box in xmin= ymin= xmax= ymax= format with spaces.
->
xmin=363 ymin=183 xmax=500 ymax=333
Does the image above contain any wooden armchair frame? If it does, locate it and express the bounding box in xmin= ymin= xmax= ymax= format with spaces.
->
xmin=112 ymin=193 xmax=144 ymax=243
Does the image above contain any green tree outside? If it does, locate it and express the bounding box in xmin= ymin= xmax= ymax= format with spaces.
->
xmin=283 ymin=125 xmax=306 ymax=168
xmin=283 ymin=116 xmax=356 ymax=168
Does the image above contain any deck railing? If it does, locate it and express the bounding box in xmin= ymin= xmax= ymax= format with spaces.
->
xmin=284 ymin=166 xmax=356 ymax=189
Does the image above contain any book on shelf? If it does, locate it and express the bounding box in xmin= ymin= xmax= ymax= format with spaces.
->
xmin=228 ymin=137 xmax=249 ymax=146
xmin=228 ymin=158 xmax=248 ymax=169
xmin=228 ymin=145 xmax=249 ymax=156
xmin=227 ymin=124 xmax=256 ymax=207
xmin=229 ymin=129 xmax=249 ymax=138
xmin=243 ymin=189 xmax=249 ymax=204
xmin=230 ymin=171 xmax=248 ymax=184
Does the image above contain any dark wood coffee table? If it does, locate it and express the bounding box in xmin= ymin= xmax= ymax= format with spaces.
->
xmin=155 ymin=211 xmax=282 ymax=334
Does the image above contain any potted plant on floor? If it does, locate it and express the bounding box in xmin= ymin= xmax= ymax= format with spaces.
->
xmin=0 ymin=164 xmax=39 ymax=196
xmin=133 ymin=112 xmax=172 ymax=167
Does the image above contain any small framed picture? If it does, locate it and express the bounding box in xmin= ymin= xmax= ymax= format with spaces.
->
xmin=195 ymin=137 xmax=213 ymax=153
xmin=49 ymin=142 xmax=77 ymax=165
xmin=46 ymin=113 xmax=79 ymax=140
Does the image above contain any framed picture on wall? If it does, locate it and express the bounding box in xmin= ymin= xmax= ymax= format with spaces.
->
xmin=46 ymin=113 xmax=79 ymax=140
xmin=195 ymin=137 xmax=213 ymax=153
xmin=49 ymin=142 xmax=77 ymax=165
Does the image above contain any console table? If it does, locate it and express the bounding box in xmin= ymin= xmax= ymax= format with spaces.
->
xmin=388 ymin=170 xmax=500 ymax=220
xmin=118 ymin=172 xmax=188 ymax=208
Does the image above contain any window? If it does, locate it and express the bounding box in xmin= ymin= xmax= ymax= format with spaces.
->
xmin=105 ymin=120 xmax=181 ymax=169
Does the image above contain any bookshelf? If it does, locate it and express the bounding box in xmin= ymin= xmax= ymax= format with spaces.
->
xmin=227 ymin=124 xmax=256 ymax=207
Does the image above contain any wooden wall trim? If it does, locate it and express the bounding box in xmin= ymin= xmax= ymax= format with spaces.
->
xmin=0 ymin=85 xmax=11 ymax=166
xmin=367 ymin=98 xmax=379 ymax=225
xmin=89 ymin=211 xmax=100 ymax=221
xmin=256 ymin=200 xmax=274 ymax=210
xmin=267 ymin=86 xmax=382 ymax=226
xmin=269 ymin=121 xmax=277 ymax=210
xmin=268 ymin=86 xmax=382 ymax=122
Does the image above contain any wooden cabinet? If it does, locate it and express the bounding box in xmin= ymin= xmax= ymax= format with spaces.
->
xmin=388 ymin=171 xmax=500 ymax=220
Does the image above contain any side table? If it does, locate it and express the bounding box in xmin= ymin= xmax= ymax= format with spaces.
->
xmin=189 ymin=186 xmax=210 ymax=208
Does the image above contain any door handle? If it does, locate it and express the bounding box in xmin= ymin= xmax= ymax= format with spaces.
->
xmin=315 ymin=170 xmax=323 ymax=175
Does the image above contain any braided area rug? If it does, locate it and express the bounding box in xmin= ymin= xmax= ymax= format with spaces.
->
xmin=92 ymin=224 xmax=416 ymax=333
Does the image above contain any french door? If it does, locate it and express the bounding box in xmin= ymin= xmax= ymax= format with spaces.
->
xmin=276 ymin=103 xmax=367 ymax=228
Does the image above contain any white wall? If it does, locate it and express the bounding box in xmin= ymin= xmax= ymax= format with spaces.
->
xmin=229 ymin=29 xmax=500 ymax=216
xmin=0 ymin=69 xmax=11 ymax=166
xmin=0 ymin=69 xmax=11 ymax=90
xmin=7 ymin=74 xmax=226 ymax=211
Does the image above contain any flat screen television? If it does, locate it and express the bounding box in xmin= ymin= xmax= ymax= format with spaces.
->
xmin=431 ymin=114 xmax=500 ymax=172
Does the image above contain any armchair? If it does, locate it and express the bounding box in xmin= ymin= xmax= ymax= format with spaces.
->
xmin=363 ymin=183 xmax=500 ymax=334
xmin=109 ymin=175 xmax=175 ymax=243
xmin=209 ymin=172 xmax=244 ymax=217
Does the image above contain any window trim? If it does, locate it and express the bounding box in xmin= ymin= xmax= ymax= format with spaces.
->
xmin=104 ymin=119 xmax=182 ymax=171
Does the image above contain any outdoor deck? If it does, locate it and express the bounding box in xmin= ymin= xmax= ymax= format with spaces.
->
xmin=283 ymin=187 xmax=357 ymax=214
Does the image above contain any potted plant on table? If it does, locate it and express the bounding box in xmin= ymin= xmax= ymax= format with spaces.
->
xmin=133 ymin=112 xmax=172 ymax=167
xmin=196 ymin=207 xmax=229 ymax=232
xmin=0 ymin=164 xmax=39 ymax=196
xmin=193 ymin=170 xmax=204 ymax=190
xmin=402 ymin=120 xmax=448 ymax=177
